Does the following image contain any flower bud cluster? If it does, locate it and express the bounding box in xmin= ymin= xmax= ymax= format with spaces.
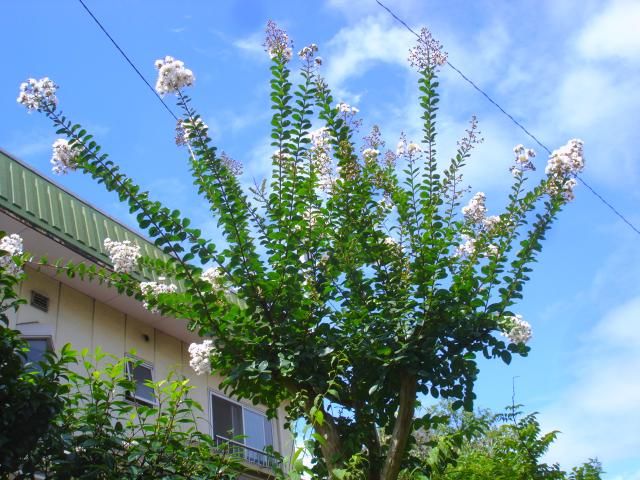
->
xmin=0 ymin=234 xmax=24 ymax=277
xmin=140 ymin=279 xmax=178 ymax=313
xmin=51 ymin=139 xmax=80 ymax=175
xmin=188 ymin=339 xmax=214 ymax=375
xmin=103 ymin=238 xmax=141 ymax=273
xmin=408 ymin=27 xmax=448 ymax=71
xmin=154 ymin=56 xmax=195 ymax=95
xmin=17 ymin=77 xmax=58 ymax=112
xmin=501 ymin=314 xmax=532 ymax=344
xmin=545 ymin=139 xmax=584 ymax=201
xmin=264 ymin=20 xmax=293 ymax=62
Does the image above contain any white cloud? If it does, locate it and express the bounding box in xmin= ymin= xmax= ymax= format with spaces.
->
xmin=542 ymin=296 xmax=640 ymax=469
xmin=233 ymin=32 xmax=266 ymax=58
xmin=324 ymin=16 xmax=413 ymax=93
xmin=577 ymin=0 xmax=640 ymax=62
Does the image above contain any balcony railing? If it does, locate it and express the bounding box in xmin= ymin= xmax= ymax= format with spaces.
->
xmin=214 ymin=435 xmax=281 ymax=469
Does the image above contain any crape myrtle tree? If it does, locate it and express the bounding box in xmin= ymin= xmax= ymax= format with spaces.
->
xmin=17 ymin=21 xmax=584 ymax=480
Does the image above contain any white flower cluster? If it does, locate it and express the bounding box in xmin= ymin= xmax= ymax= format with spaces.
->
xmin=17 ymin=77 xmax=58 ymax=111
xmin=362 ymin=148 xmax=380 ymax=167
xmin=0 ymin=234 xmax=24 ymax=277
xmin=454 ymin=234 xmax=475 ymax=258
xmin=154 ymin=56 xmax=195 ymax=95
xmin=545 ymin=139 xmax=584 ymax=201
xmin=501 ymin=314 xmax=532 ymax=345
xmin=103 ymin=238 xmax=141 ymax=273
xmin=408 ymin=27 xmax=448 ymax=71
xmin=511 ymin=144 xmax=536 ymax=176
xmin=140 ymin=279 xmax=178 ymax=313
xmin=462 ymin=192 xmax=487 ymax=224
xmin=396 ymin=138 xmax=421 ymax=156
xmin=50 ymin=139 xmax=80 ymax=175
xmin=298 ymin=43 xmax=322 ymax=66
xmin=188 ymin=339 xmax=214 ymax=375
xmin=202 ymin=266 xmax=224 ymax=287
xmin=308 ymin=127 xmax=335 ymax=192
xmin=336 ymin=102 xmax=359 ymax=116
xmin=264 ymin=20 xmax=292 ymax=62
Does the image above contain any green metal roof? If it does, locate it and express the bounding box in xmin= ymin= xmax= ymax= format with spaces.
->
xmin=0 ymin=148 xmax=169 ymax=281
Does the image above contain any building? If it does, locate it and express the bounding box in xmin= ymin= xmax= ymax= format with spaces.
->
xmin=0 ymin=148 xmax=293 ymax=478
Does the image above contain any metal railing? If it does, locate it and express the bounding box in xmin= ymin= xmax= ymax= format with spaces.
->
xmin=214 ymin=435 xmax=281 ymax=469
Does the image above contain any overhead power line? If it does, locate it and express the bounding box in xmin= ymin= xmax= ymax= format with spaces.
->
xmin=77 ymin=0 xmax=179 ymax=121
xmin=376 ymin=0 xmax=640 ymax=237
xmin=77 ymin=0 xmax=639 ymax=237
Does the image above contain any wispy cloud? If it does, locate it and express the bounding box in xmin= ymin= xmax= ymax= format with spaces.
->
xmin=576 ymin=0 xmax=640 ymax=63
xmin=542 ymin=295 xmax=640 ymax=468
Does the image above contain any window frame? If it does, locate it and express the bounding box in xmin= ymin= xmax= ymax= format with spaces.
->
xmin=209 ymin=391 xmax=274 ymax=453
xmin=125 ymin=354 xmax=157 ymax=406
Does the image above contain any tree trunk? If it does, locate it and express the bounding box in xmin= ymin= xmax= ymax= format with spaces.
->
xmin=380 ymin=374 xmax=417 ymax=480
xmin=305 ymin=399 xmax=344 ymax=476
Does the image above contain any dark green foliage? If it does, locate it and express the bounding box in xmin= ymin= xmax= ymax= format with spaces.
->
xmin=0 ymin=240 xmax=72 ymax=476
xmin=18 ymin=349 xmax=244 ymax=479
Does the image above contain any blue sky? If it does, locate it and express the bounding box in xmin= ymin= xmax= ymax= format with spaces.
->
xmin=2 ymin=0 xmax=640 ymax=477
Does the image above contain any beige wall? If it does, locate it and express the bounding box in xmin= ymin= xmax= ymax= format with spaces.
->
xmin=13 ymin=266 xmax=293 ymax=468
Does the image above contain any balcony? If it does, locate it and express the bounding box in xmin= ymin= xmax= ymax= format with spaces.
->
xmin=214 ymin=435 xmax=282 ymax=470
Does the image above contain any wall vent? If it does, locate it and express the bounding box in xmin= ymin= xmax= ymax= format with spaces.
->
xmin=30 ymin=291 xmax=49 ymax=313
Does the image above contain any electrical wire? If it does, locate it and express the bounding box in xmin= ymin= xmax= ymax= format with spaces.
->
xmin=375 ymin=0 xmax=640 ymax=236
xmin=76 ymin=0 xmax=640 ymax=236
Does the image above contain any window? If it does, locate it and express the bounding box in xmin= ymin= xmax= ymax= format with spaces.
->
xmin=211 ymin=393 xmax=276 ymax=467
xmin=18 ymin=323 xmax=55 ymax=369
xmin=24 ymin=338 xmax=52 ymax=365
xmin=125 ymin=357 xmax=156 ymax=405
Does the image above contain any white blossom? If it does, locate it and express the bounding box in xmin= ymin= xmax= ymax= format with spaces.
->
xmin=103 ymin=238 xmax=141 ymax=273
xmin=408 ymin=27 xmax=448 ymax=71
xmin=188 ymin=340 xmax=214 ymax=375
xmin=396 ymin=140 xmax=406 ymax=156
xmin=454 ymin=235 xmax=476 ymax=258
xmin=545 ymin=139 xmax=584 ymax=201
xmin=501 ymin=314 xmax=532 ymax=345
xmin=407 ymin=143 xmax=421 ymax=154
xmin=139 ymin=280 xmax=178 ymax=314
xmin=202 ymin=267 xmax=223 ymax=287
xmin=17 ymin=77 xmax=58 ymax=111
xmin=336 ymin=102 xmax=359 ymax=116
xmin=154 ymin=56 xmax=195 ymax=95
xmin=511 ymin=144 xmax=536 ymax=175
xmin=462 ymin=192 xmax=487 ymax=224
xmin=362 ymin=148 xmax=379 ymax=161
xmin=298 ymin=43 xmax=319 ymax=61
xmin=0 ymin=234 xmax=24 ymax=277
xmin=482 ymin=215 xmax=500 ymax=231
xmin=50 ymin=139 xmax=80 ymax=175
xmin=486 ymin=244 xmax=499 ymax=257
xmin=308 ymin=128 xmax=334 ymax=192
